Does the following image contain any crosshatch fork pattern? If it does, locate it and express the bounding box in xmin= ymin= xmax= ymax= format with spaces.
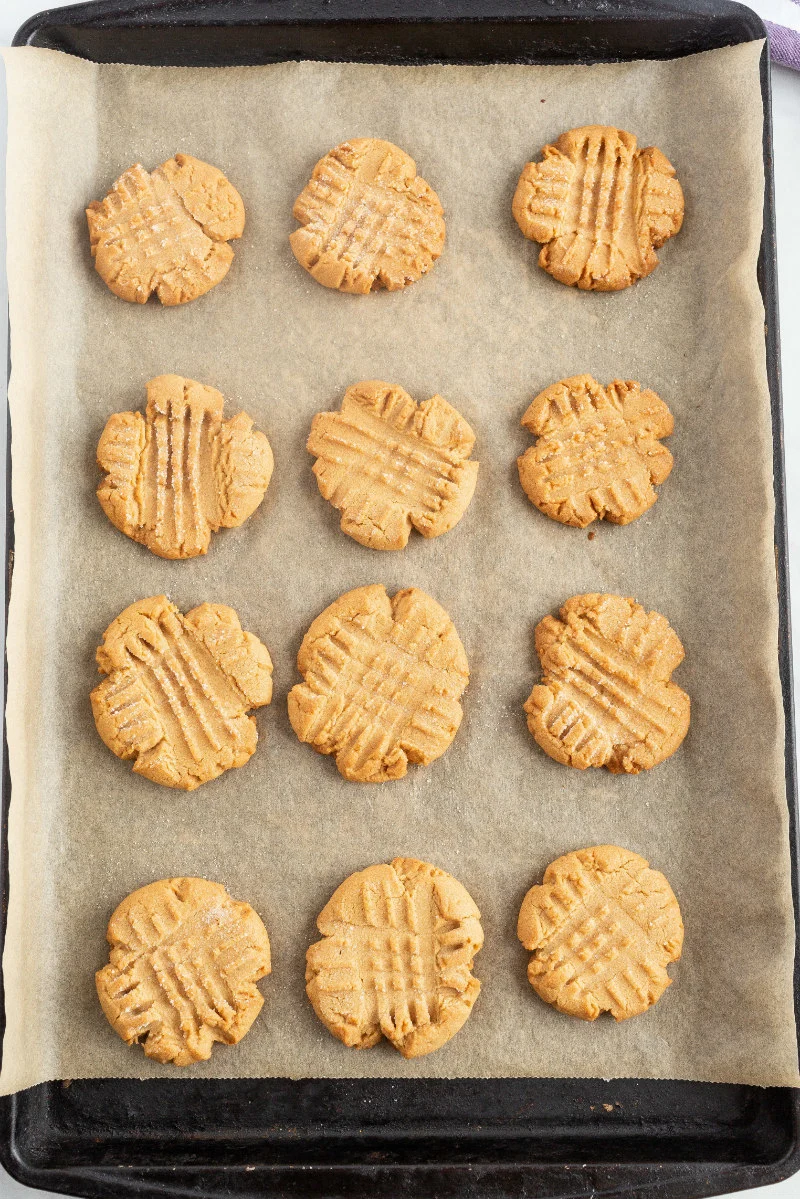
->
xmin=96 ymin=878 xmax=271 ymax=1065
xmin=517 ymin=846 xmax=684 ymax=1021
xmin=306 ymin=859 xmax=484 ymax=1058
xmin=307 ymin=380 xmax=478 ymax=550
xmin=287 ymin=585 xmax=469 ymax=782
xmin=86 ymin=153 xmax=244 ymax=304
xmin=91 ymin=595 xmax=273 ymax=790
xmin=517 ymin=374 xmax=674 ymax=528
xmin=350 ymin=876 xmax=440 ymax=1030
xmin=290 ymin=139 xmax=446 ymax=293
xmin=525 ymin=592 xmax=690 ymax=773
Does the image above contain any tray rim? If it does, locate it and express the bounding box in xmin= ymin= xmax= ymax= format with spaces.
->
xmin=2 ymin=2 xmax=798 ymax=1197
xmin=8 ymin=0 xmax=772 ymax=35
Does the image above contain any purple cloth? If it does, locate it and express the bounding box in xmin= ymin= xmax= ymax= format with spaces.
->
xmin=766 ymin=18 xmax=800 ymax=69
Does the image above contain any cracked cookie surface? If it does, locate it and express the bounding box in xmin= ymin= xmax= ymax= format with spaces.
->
xmin=517 ymin=374 xmax=673 ymax=527
xmin=96 ymin=877 xmax=271 ymax=1064
xmin=307 ymin=380 xmax=478 ymax=550
xmin=91 ymin=595 xmax=273 ymax=790
xmin=525 ymin=593 xmax=689 ymax=773
xmin=288 ymin=585 xmax=468 ymax=782
xmin=307 ymin=857 xmax=483 ymax=1057
xmin=87 ymin=153 xmax=244 ymax=304
xmin=290 ymin=139 xmax=445 ymax=293
xmin=97 ymin=374 xmax=273 ymax=559
xmin=517 ymin=845 xmax=683 ymax=1020
xmin=512 ymin=126 xmax=683 ymax=290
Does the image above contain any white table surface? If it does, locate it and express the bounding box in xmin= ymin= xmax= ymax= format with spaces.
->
xmin=0 ymin=2 xmax=798 ymax=1196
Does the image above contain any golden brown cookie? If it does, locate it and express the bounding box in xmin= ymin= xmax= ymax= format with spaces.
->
xmin=525 ymin=593 xmax=689 ymax=773
xmin=517 ymin=845 xmax=683 ymax=1021
xmin=97 ymin=374 xmax=273 ymax=560
xmin=87 ymin=153 xmax=245 ymax=304
xmin=290 ymin=139 xmax=445 ymax=293
xmin=288 ymin=585 xmax=468 ymax=782
xmin=517 ymin=375 xmax=673 ymax=527
xmin=307 ymin=857 xmax=483 ymax=1057
xmin=307 ymin=381 xmax=478 ymax=550
xmin=512 ymin=126 xmax=684 ymax=291
xmin=91 ymin=596 xmax=273 ymax=790
xmin=96 ymin=877 xmax=271 ymax=1064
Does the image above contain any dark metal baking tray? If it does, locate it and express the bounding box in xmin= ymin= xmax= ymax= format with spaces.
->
xmin=2 ymin=1 xmax=797 ymax=1195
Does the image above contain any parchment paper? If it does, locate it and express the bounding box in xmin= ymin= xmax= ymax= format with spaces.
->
xmin=1 ymin=40 xmax=797 ymax=1095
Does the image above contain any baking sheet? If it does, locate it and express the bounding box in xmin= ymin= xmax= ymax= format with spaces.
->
xmin=1 ymin=40 xmax=797 ymax=1094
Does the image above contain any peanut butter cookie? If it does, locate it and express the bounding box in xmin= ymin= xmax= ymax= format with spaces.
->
xmin=87 ymin=154 xmax=244 ymax=304
xmin=288 ymin=585 xmax=468 ymax=782
xmin=517 ymin=375 xmax=673 ymax=527
xmin=517 ymin=845 xmax=683 ymax=1021
xmin=91 ymin=596 xmax=273 ymax=790
xmin=97 ymin=374 xmax=273 ymax=559
xmin=97 ymin=877 xmax=271 ymax=1064
xmin=290 ymin=139 xmax=445 ymax=293
xmin=307 ymin=381 xmax=478 ymax=550
xmin=525 ymin=593 xmax=689 ymax=773
xmin=512 ymin=126 xmax=684 ymax=290
xmin=307 ymin=857 xmax=483 ymax=1057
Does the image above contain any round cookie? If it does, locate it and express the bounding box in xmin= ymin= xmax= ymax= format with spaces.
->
xmin=287 ymin=584 xmax=468 ymax=782
xmin=97 ymin=374 xmax=274 ymax=560
xmin=290 ymin=138 xmax=445 ymax=293
xmin=307 ymin=857 xmax=483 ymax=1057
xmin=91 ymin=595 xmax=273 ymax=790
xmin=96 ymin=877 xmax=271 ymax=1064
xmin=86 ymin=153 xmax=245 ymax=304
xmin=512 ymin=126 xmax=684 ymax=291
xmin=525 ymin=593 xmax=689 ymax=773
xmin=517 ymin=845 xmax=683 ymax=1021
xmin=307 ymin=380 xmax=479 ymax=550
xmin=517 ymin=374 xmax=673 ymax=527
